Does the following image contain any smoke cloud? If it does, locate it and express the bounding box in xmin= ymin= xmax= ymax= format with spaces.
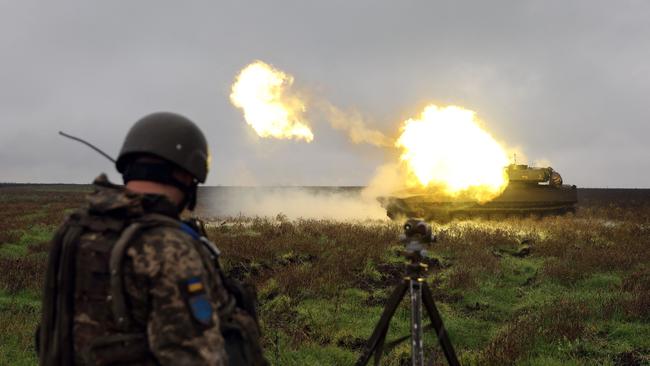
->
xmin=231 ymin=60 xmax=392 ymax=148
xmin=318 ymin=101 xmax=393 ymax=147
xmin=226 ymin=61 xmax=556 ymax=213
xmin=361 ymin=163 xmax=409 ymax=199
xmin=199 ymin=187 xmax=387 ymax=220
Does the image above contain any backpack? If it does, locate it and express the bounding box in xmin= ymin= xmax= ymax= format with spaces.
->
xmin=37 ymin=211 xmax=267 ymax=365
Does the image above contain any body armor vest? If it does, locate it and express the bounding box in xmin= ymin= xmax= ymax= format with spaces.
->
xmin=38 ymin=208 xmax=266 ymax=366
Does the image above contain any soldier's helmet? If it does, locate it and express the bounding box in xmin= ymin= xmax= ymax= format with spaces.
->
xmin=116 ymin=112 xmax=210 ymax=183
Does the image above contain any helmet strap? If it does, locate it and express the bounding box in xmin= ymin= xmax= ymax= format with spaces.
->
xmin=186 ymin=184 xmax=198 ymax=211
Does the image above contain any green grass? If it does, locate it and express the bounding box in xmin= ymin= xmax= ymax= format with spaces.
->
xmin=0 ymin=291 xmax=40 ymax=366
xmin=520 ymin=356 xmax=585 ymax=366
xmin=0 ymin=225 xmax=54 ymax=258
xmin=273 ymin=341 xmax=357 ymax=365
xmin=443 ymin=314 xmax=497 ymax=349
xmin=1 ymin=187 xmax=650 ymax=365
xmin=0 ymin=243 xmax=29 ymax=258
xmin=606 ymin=322 xmax=650 ymax=350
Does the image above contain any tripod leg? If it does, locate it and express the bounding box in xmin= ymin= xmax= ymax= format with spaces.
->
xmin=421 ymin=284 xmax=461 ymax=366
xmin=410 ymin=280 xmax=424 ymax=366
xmin=355 ymin=281 xmax=409 ymax=366
xmin=373 ymin=331 xmax=387 ymax=366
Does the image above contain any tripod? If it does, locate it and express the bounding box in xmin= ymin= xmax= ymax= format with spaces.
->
xmin=355 ymin=221 xmax=460 ymax=366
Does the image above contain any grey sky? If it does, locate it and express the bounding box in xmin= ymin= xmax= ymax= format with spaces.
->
xmin=1 ymin=0 xmax=648 ymax=187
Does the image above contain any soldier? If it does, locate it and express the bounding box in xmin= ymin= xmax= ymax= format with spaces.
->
xmin=37 ymin=112 xmax=266 ymax=365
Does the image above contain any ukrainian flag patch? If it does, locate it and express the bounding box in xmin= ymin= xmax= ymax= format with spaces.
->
xmin=182 ymin=277 xmax=213 ymax=327
xmin=187 ymin=277 xmax=204 ymax=293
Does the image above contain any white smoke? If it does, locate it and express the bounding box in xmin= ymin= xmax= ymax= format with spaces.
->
xmin=200 ymin=187 xmax=387 ymax=220
xmin=317 ymin=101 xmax=393 ymax=147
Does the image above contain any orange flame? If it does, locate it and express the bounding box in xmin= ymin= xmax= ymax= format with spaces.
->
xmin=230 ymin=61 xmax=314 ymax=142
xmin=396 ymin=104 xmax=509 ymax=202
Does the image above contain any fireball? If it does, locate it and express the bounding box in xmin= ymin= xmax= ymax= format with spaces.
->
xmin=230 ymin=61 xmax=314 ymax=142
xmin=396 ymin=104 xmax=509 ymax=202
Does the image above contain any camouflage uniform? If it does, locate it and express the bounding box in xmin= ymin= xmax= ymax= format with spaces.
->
xmin=38 ymin=175 xmax=264 ymax=366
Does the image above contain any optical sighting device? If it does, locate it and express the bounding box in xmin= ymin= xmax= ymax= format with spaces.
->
xmin=355 ymin=219 xmax=460 ymax=366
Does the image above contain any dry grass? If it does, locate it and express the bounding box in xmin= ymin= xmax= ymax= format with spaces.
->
xmin=620 ymin=268 xmax=650 ymax=320
xmin=0 ymin=257 xmax=47 ymax=295
xmin=480 ymin=298 xmax=590 ymax=365
xmin=206 ymin=217 xmax=399 ymax=300
xmin=1 ymin=185 xmax=650 ymax=365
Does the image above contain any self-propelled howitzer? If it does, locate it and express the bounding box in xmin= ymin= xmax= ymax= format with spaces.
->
xmin=380 ymin=164 xmax=578 ymax=221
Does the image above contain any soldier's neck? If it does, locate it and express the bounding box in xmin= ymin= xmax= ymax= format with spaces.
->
xmin=126 ymin=180 xmax=185 ymax=208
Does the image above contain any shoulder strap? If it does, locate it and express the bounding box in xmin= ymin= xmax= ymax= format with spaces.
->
xmin=109 ymin=222 xmax=145 ymax=331
xmin=108 ymin=213 xmax=201 ymax=331
xmin=39 ymin=216 xmax=84 ymax=366
xmin=108 ymin=214 xmax=265 ymax=364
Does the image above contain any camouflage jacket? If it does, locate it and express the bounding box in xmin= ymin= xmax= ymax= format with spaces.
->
xmin=38 ymin=175 xmax=264 ymax=366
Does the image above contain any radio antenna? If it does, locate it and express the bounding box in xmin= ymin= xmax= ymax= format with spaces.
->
xmin=58 ymin=131 xmax=116 ymax=163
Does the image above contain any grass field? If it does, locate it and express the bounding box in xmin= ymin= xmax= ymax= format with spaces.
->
xmin=1 ymin=185 xmax=649 ymax=365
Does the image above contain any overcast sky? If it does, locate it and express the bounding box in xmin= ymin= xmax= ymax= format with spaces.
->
xmin=1 ymin=0 xmax=648 ymax=188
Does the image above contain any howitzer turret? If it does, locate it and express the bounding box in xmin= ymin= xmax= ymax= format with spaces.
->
xmin=380 ymin=164 xmax=578 ymax=221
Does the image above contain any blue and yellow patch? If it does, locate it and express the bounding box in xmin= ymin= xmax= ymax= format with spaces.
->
xmin=189 ymin=293 xmax=212 ymax=325
xmin=182 ymin=277 xmax=213 ymax=326
xmin=186 ymin=277 xmax=204 ymax=293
